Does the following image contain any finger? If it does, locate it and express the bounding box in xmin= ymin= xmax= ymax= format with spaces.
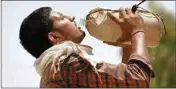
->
xmin=119 ymin=7 xmax=126 ymax=18
xmin=134 ymin=10 xmax=140 ymax=16
xmin=125 ymin=7 xmax=133 ymax=16
xmin=107 ymin=12 xmax=121 ymax=24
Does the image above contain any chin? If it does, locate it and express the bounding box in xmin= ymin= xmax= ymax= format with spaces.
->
xmin=75 ymin=31 xmax=86 ymax=43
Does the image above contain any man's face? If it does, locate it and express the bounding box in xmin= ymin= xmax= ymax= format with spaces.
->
xmin=49 ymin=10 xmax=85 ymax=44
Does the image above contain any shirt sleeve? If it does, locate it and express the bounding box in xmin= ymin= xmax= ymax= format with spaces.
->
xmin=128 ymin=53 xmax=155 ymax=78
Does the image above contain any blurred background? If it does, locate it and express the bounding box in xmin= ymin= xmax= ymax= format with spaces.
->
xmin=1 ymin=1 xmax=175 ymax=88
xmin=147 ymin=1 xmax=176 ymax=88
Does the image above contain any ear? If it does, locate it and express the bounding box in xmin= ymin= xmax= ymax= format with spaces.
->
xmin=48 ymin=32 xmax=63 ymax=45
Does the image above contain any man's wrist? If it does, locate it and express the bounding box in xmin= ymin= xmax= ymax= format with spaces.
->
xmin=131 ymin=31 xmax=145 ymax=44
xmin=130 ymin=29 xmax=145 ymax=38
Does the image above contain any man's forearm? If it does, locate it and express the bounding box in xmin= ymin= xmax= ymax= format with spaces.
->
xmin=131 ymin=31 xmax=149 ymax=59
xmin=122 ymin=31 xmax=149 ymax=64
xmin=122 ymin=47 xmax=132 ymax=64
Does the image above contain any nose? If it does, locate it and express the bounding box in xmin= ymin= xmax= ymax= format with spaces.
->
xmin=64 ymin=15 xmax=75 ymax=22
xmin=71 ymin=16 xmax=75 ymax=22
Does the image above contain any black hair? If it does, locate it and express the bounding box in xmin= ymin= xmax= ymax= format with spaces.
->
xmin=19 ymin=7 xmax=53 ymax=58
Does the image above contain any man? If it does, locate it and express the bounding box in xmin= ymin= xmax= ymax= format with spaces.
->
xmin=19 ymin=7 xmax=154 ymax=88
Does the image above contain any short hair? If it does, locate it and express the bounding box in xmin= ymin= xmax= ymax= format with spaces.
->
xmin=19 ymin=7 xmax=53 ymax=58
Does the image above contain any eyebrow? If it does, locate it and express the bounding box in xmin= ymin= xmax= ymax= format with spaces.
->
xmin=50 ymin=11 xmax=64 ymax=19
xmin=57 ymin=12 xmax=62 ymax=15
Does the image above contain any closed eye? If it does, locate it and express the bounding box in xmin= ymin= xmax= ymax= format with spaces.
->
xmin=57 ymin=12 xmax=64 ymax=20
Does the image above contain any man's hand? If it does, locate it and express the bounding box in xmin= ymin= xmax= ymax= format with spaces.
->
xmin=104 ymin=7 xmax=149 ymax=60
xmin=104 ymin=7 xmax=145 ymax=46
